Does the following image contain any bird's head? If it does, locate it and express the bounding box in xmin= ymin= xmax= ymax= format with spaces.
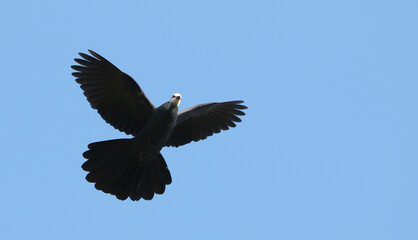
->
xmin=170 ymin=93 xmax=182 ymax=108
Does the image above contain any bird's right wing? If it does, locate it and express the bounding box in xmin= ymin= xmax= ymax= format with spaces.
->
xmin=72 ymin=50 xmax=155 ymax=136
xmin=165 ymin=101 xmax=247 ymax=147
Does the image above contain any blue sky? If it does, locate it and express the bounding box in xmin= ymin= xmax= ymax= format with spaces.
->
xmin=1 ymin=0 xmax=417 ymax=239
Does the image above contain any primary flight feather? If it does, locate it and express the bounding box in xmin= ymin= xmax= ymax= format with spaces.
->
xmin=72 ymin=50 xmax=247 ymax=201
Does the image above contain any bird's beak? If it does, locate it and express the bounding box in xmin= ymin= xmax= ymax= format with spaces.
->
xmin=170 ymin=94 xmax=182 ymax=107
xmin=172 ymin=98 xmax=181 ymax=107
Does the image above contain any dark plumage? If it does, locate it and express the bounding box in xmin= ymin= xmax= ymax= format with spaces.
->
xmin=72 ymin=50 xmax=247 ymax=201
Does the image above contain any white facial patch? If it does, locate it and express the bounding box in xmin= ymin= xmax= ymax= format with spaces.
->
xmin=171 ymin=93 xmax=182 ymax=107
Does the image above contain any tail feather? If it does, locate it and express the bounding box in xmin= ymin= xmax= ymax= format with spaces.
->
xmin=129 ymin=153 xmax=171 ymax=201
xmin=81 ymin=139 xmax=172 ymax=201
xmin=155 ymin=156 xmax=172 ymax=185
xmin=101 ymin=162 xmax=131 ymax=195
xmin=82 ymin=141 xmax=129 ymax=171
xmin=115 ymin=167 xmax=142 ymax=200
xmin=150 ymin=163 xmax=165 ymax=194
xmin=136 ymin=168 xmax=154 ymax=200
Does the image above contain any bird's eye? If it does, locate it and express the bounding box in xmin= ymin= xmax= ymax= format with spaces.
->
xmin=172 ymin=95 xmax=175 ymax=98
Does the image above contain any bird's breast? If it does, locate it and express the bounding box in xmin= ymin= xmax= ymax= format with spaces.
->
xmin=133 ymin=107 xmax=177 ymax=151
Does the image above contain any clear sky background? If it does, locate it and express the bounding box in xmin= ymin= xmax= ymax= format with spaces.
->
xmin=1 ymin=1 xmax=417 ymax=239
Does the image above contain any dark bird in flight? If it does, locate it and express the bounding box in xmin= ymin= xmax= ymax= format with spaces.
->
xmin=72 ymin=50 xmax=247 ymax=201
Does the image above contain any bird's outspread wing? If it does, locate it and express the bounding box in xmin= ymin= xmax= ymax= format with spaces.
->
xmin=72 ymin=50 xmax=155 ymax=136
xmin=165 ymin=101 xmax=247 ymax=147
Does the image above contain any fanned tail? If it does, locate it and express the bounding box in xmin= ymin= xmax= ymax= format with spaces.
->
xmin=82 ymin=139 xmax=172 ymax=201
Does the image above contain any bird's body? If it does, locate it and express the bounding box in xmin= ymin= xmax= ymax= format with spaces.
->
xmin=133 ymin=101 xmax=178 ymax=155
xmin=72 ymin=50 xmax=247 ymax=201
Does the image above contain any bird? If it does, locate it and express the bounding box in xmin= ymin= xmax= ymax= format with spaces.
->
xmin=72 ymin=50 xmax=247 ymax=201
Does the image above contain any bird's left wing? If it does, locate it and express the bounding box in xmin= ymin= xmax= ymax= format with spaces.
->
xmin=165 ymin=101 xmax=247 ymax=147
xmin=72 ymin=50 xmax=155 ymax=136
